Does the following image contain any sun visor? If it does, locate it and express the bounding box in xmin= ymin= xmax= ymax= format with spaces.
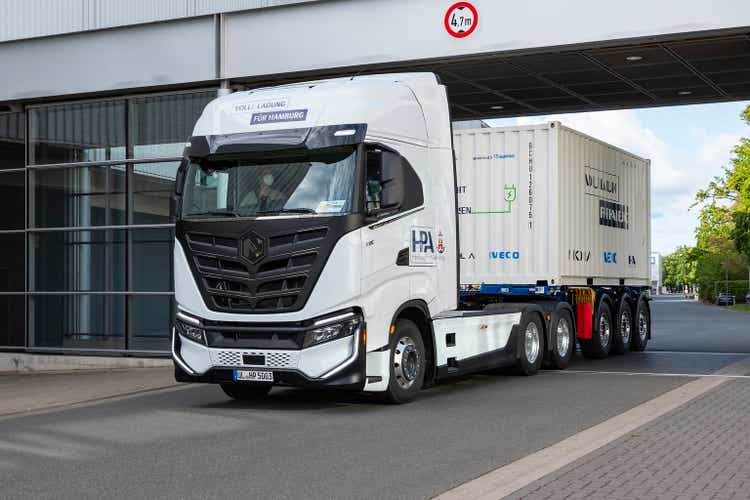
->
xmin=187 ymin=124 xmax=367 ymax=159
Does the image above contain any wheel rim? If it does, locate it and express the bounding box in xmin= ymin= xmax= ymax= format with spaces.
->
xmin=393 ymin=336 xmax=421 ymax=390
xmin=638 ymin=310 xmax=648 ymax=342
xmin=525 ymin=322 xmax=540 ymax=364
xmin=556 ymin=318 xmax=571 ymax=358
xmin=620 ymin=310 xmax=632 ymax=345
xmin=599 ymin=314 xmax=611 ymax=349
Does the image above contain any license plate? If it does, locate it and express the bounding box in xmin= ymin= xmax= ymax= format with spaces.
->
xmin=233 ymin=369 xmax=274 ymax=382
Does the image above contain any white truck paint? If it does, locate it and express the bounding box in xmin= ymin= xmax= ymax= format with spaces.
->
xmin=172 ymin=73 xmax=653 ymax=402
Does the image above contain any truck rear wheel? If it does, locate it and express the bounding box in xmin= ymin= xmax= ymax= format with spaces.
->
xmin=631 ymin=298 xmax=650 ymax=352
xmin=611 ymin=298 xmax=633 ymax=355
xmin=515 ymin=313 xmax=545 ymax=375
xmin=382 ymin=319 xmax=426 ymax=404
xmin=580 ymin=301 xmax=613 ymax=359
xmin=549 ymin=310 xmax=574 ymax=369
xmin=220 ymin=383 xmax=272 ymax=400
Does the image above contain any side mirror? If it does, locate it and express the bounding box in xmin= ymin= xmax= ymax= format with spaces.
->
xmin=366 ymin=150 xmax=404 ymax=220
xmin=170 ymin=195 xmax=180 ymax=222
xmin=174 ymin=157 xmax=189 ymax=196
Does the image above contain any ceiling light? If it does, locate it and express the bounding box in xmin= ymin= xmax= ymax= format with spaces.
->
xmin=490 ymin=105 xmax=505 ymax=110
xmin=677 ymin=90 xmax=693 ymax=96
xmin=625 ymin=55 xmax=643 ymax=62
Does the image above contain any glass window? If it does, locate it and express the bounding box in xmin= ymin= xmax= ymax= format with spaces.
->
xmin=0 ymin=171 xmax=25 ymax=229
xmin=32 ymin=230 xmax=126 ymax=292
xmin=0 ymin=233 xmax=24 ymax=292
xmin=130 ymin=295 xmax=173 ymax=351
xmin=0 ymin=295 xmax=25 ymax=346
xmin=132 ymin=228 xmax=173 ymax=292
xmin=29 ymin=100 xmax=126 ymax=165
xmin=182 ymin=146 xmax=357 ymax=218
xmin=365 ymin=148 xmax=423 ymax=214
xmin=0 ymin=112 xmax=25 ymax=170
xmin=131 ymin=92 xmax=215 ymax=159
xmin=31 ymin=294 xmax=125 ymax=349
xmin=133 ymin=162 xmax=178 ymax=224
xmin=32 ymin=164 xmax=126 ymax=227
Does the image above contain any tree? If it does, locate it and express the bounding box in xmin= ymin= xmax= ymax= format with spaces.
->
xmin=662 ymin=246 xmax=696 ymax=292
xmin=692 ymin=105 xmax=750 ymax=301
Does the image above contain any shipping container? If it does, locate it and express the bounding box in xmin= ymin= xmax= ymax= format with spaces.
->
xmin=454 ymin=122 xmax=650 ymax=288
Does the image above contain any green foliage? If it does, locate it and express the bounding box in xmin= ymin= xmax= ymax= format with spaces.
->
xmin=662 ymin=246 xmax=696 ymax=290
xmin=691 ymin=105 xmax=750 ymax=301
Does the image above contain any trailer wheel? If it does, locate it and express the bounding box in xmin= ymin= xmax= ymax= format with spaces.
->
xmin=220 ymin=383 xmax=272 ymax=400
xmin=631 ymin=298 xmax=650 ymax=352
xmin=581 ymin=300 xmax=613 ymax=359
xmin=515 ymin=313 xmax=545 ymax=375
xmin=611 ymin=298 xmax=633 ymax=355
xmin=382 ymin=319 xmax=426 ymax=404
xmin=549 ymin=310 xmax=575 ymax=369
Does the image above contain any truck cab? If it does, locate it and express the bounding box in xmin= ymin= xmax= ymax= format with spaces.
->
xmin=172 ymin=73 xmax=462 ymax=402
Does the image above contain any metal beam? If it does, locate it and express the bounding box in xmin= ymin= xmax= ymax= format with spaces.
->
xmin=505 ymin=58 xmax=599 ymax=106
xmin=659 ymin=44 xmax=729 ymax=97
xmin=577 ymin=52 xmax=660 ymax=102
xmin=438 ymin=69 xmax=540 ymax=112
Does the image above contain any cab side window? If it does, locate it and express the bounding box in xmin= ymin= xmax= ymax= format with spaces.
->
xmin=365 ymin=148 xmax=423 ymax=217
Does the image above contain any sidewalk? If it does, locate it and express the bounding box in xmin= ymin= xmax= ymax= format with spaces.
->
xmin=0 ymin=367 xmax=180 ymax=417
xmin=507 ymin=378 xmax=750 ymax=500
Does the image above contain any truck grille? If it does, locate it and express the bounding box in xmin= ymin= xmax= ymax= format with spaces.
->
xmin=184 ymin=227 xmax=328 ymax=313
xmin=211 ymin=349 xmax=299 ymax=369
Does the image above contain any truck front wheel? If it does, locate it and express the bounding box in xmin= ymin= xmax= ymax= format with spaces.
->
xmin=220 ymin=383 xmax=272 ymax=401
xmin=581 ymin=301 xmax=613 ymax=359
xmin=382 ymin=319 xmax=426 ymax=404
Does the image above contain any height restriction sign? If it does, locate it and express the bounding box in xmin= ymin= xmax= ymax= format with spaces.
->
xmin=444 ymin=2 xmax=478 ymax=38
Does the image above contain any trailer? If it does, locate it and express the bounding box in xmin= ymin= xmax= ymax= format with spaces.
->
xmin=171 ymin=73 xmax=652 ymax=403
xmin=454 ymin=123 xmax=651 ymax=359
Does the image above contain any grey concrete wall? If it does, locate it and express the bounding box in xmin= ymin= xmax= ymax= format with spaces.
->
xmin=0 ymin=0 xmax=324 ymax=43
xmin=0 ymin=17 xmax=216 ymax=102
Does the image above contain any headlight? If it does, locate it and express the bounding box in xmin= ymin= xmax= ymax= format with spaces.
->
xmin=303 ymin=314 xmax=361 ymax=349
xmin=175 ymin=314 xmax=206 ymax=345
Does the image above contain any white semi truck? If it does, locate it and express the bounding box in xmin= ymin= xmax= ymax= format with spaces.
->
xmin=171 ymin=73 xmax=651 ymax=403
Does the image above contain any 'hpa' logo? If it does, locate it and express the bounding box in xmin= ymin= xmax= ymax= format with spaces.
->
xmin=411 ymin=229 xmax=435 ymax=254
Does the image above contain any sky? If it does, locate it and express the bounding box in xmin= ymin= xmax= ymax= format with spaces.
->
xmin=486 ymin=101 xmax=750 ymax=256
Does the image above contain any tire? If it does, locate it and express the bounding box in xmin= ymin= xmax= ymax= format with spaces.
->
xmin=611 ymin=298 xmax=633 ymax=355
xmin=549 ymin=310 xmax=575 ymax=369
xmin=382 ymin=319 xmax=426 ymax=404
xmin=220 ymin=383 xmax=272 ymax=400
xmin=514 ymin=313 xmax=545 ymax=375
xmin=580 ymin=300 xmax=613 ymax=359
xmin=631 ymin=298 xmax=650 ymax=352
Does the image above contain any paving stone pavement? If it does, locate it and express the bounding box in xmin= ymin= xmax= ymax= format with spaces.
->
xmin=505 ymin=379 xmax=750 ymax=500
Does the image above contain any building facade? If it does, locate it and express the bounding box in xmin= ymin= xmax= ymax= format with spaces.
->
xmin=1 ymin=0 xmax=749 ymax=356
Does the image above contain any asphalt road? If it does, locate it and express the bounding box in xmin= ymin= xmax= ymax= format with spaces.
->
xmin=1 ymin=296 xmax=747 ymax=500
xmin=649 ymin=295 xmax=750 ymax=353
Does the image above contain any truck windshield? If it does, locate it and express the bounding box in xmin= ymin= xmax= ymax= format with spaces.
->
xmin=181 ymin=146 xmax=357 ymax=218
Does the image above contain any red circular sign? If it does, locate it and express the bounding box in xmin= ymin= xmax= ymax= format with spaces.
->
xmin=444 ymin=2 xmax=478 ymax=38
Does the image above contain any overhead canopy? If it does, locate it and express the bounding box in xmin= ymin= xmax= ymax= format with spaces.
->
xmin=234 ymin=32 xmax=750 ymax=121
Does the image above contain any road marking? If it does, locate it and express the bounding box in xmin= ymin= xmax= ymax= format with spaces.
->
xmin=636 ymin=350 xmax=750 ymax=356
xmin=560 ymin=369 xmax=750 ymax=379
xmin=434 ymin=356 xmax=750 ymax=500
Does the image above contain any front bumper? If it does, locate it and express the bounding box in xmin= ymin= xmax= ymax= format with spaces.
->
xmin=172 ymin=324 xmax=366 ymax=391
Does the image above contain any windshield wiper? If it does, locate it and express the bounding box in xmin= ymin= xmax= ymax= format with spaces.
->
xmin=256 ymin=208 xmax=317 ymax=215
xmin=186 ymin=209 xmax=240 ymax=218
